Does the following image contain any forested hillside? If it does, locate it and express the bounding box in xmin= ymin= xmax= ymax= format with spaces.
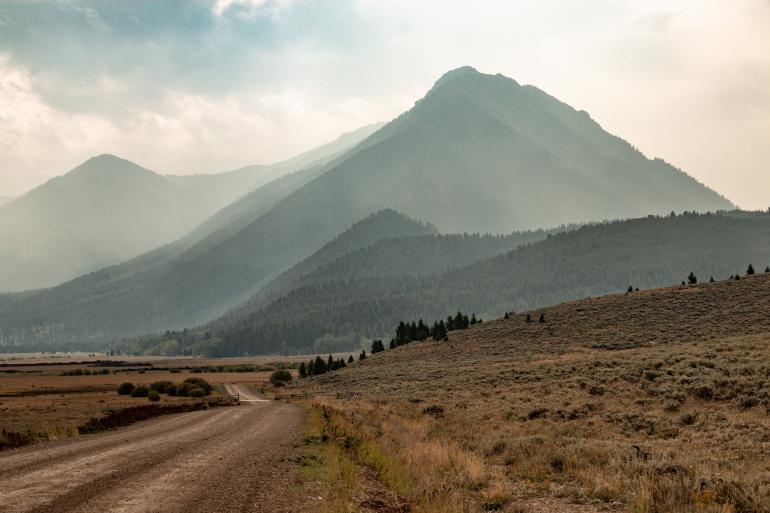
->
xmin=178 ymin=212 xmax=770 ymax=355
xmin=120 ymin=224 xmax=550 ymax=355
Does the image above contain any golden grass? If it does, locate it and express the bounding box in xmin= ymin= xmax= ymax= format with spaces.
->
xmin=292 ymin=274 xmax=770 ymax=513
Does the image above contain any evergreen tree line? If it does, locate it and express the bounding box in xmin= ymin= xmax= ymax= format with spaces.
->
xmin=299 ymin=351 xmax=369 ymax=378
xmin=390 ymin=311 xmax=482 ymax=348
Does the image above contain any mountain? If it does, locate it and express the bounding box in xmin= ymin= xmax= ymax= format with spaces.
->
xmin=192 ymin=211 xmax=770 ymax=355
xmin=0 ymin=125 xmax=384 ymax=349
xmin=0 ymin=67 xmax=733 ymax=349
xmin=0 ymin=196 xmax=12 ymax=207
xmin=0 ymin=124 xmax=382 ymax=294
xmin=0 ymin=155 xmax=214 ymax=292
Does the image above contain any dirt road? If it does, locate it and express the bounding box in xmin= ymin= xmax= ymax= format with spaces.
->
xmin=0 ymin=385 xmax=306 ymax=513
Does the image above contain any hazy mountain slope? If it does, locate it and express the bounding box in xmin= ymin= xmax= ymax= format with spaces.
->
xmin=0 ymin=127 xmax=385 ymax=348
xmin=121 ymin=223 xmax=549 ymax=356
xmin=202 ymin=212 xmax=770 ymax=355
xmin=0 ymin=67 xmax=733 ymax=348
xmin=209 ymin=210 xmax=440 ymax=325
xmin=166 ymin=123 xmax=385 ymax=226
xmin=0 ymin=196 xmax=12 ymax=207
xmin=0 ymin=155 xmax=217 ymax=292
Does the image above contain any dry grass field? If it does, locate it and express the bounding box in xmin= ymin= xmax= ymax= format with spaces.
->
xmin=293 ymin=273 xmax=770 ymax=513
xmin=0 ymin=355 xmax=302 ymax=444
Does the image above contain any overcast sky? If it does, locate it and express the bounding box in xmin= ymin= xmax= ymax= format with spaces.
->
xmin=1 ymin=0 xmax=768 ymax=208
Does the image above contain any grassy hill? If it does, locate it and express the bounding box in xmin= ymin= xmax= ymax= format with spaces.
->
xmin=298 ymin=273 xmax=770 ymax=513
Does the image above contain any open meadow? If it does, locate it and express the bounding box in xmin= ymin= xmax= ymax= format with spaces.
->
xmin=291 ymin=273 xmax=770 ymax=513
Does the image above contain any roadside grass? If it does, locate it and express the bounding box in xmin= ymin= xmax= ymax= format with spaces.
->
xmin=296 ymin=276 xmax=770 ymax=513
xmin=298 ymin=404 xmax=360 ymax=513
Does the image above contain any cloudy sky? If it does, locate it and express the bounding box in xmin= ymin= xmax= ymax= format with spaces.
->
xmin=1 ymin=0 xmax=768 ymax=208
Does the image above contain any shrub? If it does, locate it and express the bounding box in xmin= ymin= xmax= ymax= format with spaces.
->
xmin=679 ymin=412 xmax=697 ymax=425
xmin=182 ymin=377 xmax=213 ymax=395
xmin=176 ymin=382 xmax=191 ymax=397
xmin=148 ymin=390 xmax=161 ymax=402
xmin=150 ymin=381 xmax=173 ymax=394
xmin=270 ymin=369 xmax=292 ymax=386
xmin=131 ymin=385 xmax=150 ymax=398
xmin=588 ymin=385 xmax=605 ymax=396
xmin=117 ymin=382 xmax=135 ymax=395
xmin=189 ymin=387 xmax=206 ymax=398
xmin=166 ymin=384 xmax=177 ymax=396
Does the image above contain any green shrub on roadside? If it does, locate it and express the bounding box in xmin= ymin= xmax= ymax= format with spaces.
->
xmin=150 ymin=381 xmax=173 ymax=394
xmin=270 ymin=369 xmax=292 ymax=387
xmin=189 ymin=387 xmax=206 ymax=398
xmin=131 ymin=385 xmax=150 ymax=398
xmin=117 ymin=382 xmax=135 ymax=395
xmin=148 ymin=390 xmax=161 ymax=402
xmin=183 ymin=377 xmax=213 ymax=395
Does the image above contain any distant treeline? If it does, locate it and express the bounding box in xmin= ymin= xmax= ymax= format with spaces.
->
xmin=299 ymin=310 xmax=480 ymax=379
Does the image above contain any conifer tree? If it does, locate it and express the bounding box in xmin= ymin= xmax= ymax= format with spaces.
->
xmin=359 ymin=350 xmax=367 ymax=361
xmin=313 ymin=355 xmax=326 ymax=375
xmin=327 ymin=354 xmax=334 ymax=370
xmin=539 ymin=313 xmax=545 ymax=323
xmin=504 ymin=312 xmax=510 ymax=320
xmin=298 ymin=362 xmax=307 ymax=379
xmin=389 ymin=339 xmax=397 ymax=349
xmin=307 ymin=358 xmax=315 ymax=376
xmin=347 ymin=355 xmax=354 ymax=364
xmin=526 ymin=314 xmax=532 ymax=323
xmin=747 ymin=264 xmax=755 ymax=275
xmin=371 ymin=339 xmax=385 ymax=354
xmin=765 ymin=266 xmax=770 ymax=273
xmin=687 ymin=272 xmax=697 ymax=285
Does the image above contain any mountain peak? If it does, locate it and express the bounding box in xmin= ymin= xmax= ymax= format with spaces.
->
xmin=423 ymin=66 xmax=521 ymax=104
xmin=432 ymin=66 xmax=481 ymax=89
xmin=70 ymin=154 xmax=156 ymax=179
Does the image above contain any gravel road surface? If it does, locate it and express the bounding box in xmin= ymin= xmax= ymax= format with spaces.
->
xmin=0 ymin=385 xmax=305 ymax=513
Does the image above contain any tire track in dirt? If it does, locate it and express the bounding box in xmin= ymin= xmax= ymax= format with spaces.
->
xmin=0 ymin=398 xmax=305 ymax=513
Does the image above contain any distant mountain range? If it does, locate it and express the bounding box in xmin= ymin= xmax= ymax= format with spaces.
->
xmin=0 ymin=67 xmax=736 ymax=352
xmin=0 ymin=124 xmax=381 ymax=292
xmin=0 ymin=196 xmax=12 ymax=207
